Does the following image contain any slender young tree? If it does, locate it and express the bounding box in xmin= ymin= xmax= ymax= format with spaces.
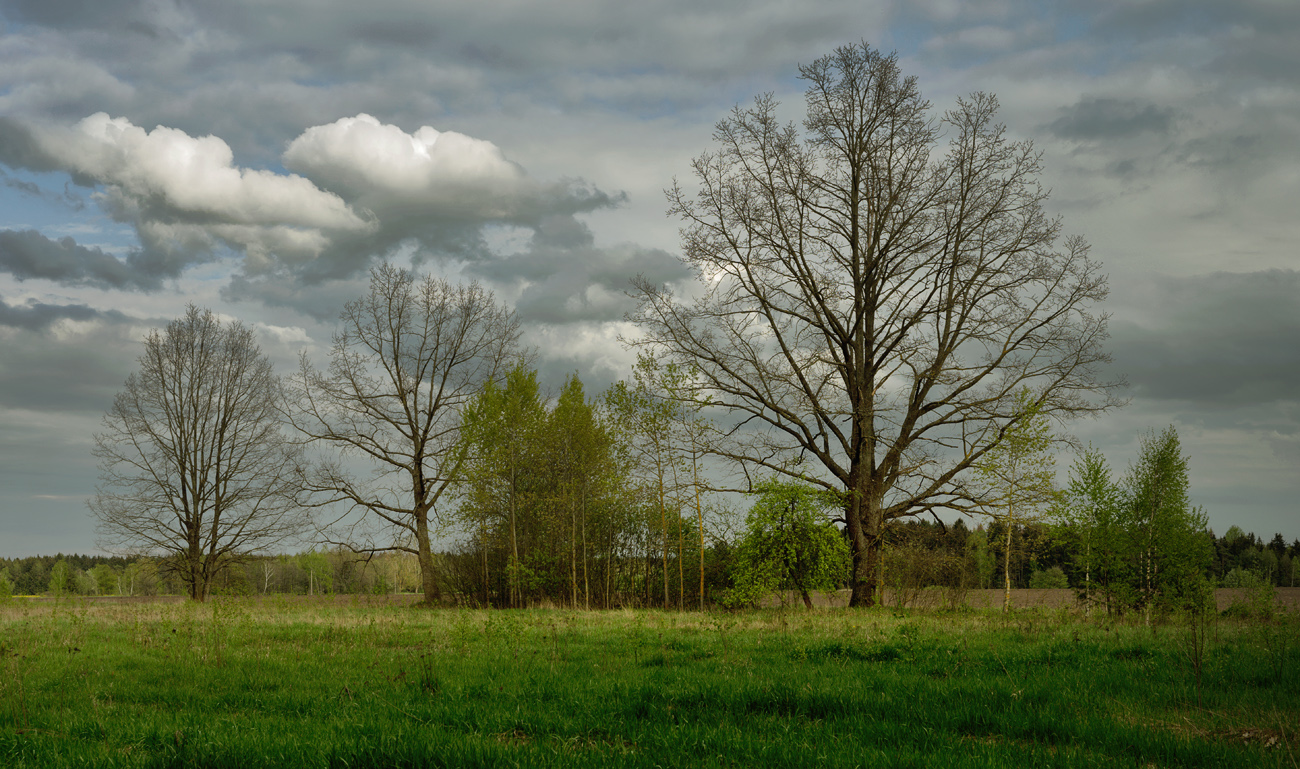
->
xmin=1125 ymin=426 xmax=1209 ymax=624
xmin=549 ymin=374 xmax=613 ymax=609
xmin=629 ymin=42 xmax=1120 ymax=606
xmin=604 ymin=353 xmax=685 ymax=608
xmin=458 ymin=364 xmax=547 ymax=607
xmin=92 ymin=306 xmax=304 ymax=602
xmin=974 ymin=390 xmax=1058 ymax=612
xmin=287 ymin=265 xmax=521 ymax=605
xmin=1054 ymin=446 xmax=1126 ymax=615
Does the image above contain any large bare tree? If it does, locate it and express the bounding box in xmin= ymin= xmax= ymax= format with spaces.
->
xmin=286 ymin=264 xmax=521 ymax=605
xmin=91 ymin=306 xmax=304 ymax=602
xmin=629 ymin=43 xmax=1122 ymax=607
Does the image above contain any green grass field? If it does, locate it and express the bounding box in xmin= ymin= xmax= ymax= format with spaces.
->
xmin=1 ymin=597 xmax=1295 ymax=768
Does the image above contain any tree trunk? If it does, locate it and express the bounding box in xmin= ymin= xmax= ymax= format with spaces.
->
xmin=659 ymin=472 xmax=669 ymax=609
xmin=846 ymin=477 xmax=882 ymax=607
xmin=416 ymin=507 xmax=440 ymax=605
xmin=481 ymin=515 xmax=489 ymax=607
xmin=581 ymin=489 xmax=590 ymax=610
xmin=696 ymin=475 xmax=704 ymax=612
xmin=189 ymin=540 xmax=206 ymax=602
xmin=1003 ymin=521 xmax=1013 ymax=613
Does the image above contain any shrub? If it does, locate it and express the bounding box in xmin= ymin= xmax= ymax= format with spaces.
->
xmin=1029 ymin=566 xmax=1069 ymax=589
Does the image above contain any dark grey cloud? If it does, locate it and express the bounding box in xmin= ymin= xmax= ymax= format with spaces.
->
xmin=1109 ymin=270 xmax=1300 ymax=406
xmin=0 ymin=295 xmax=118 ymax=331
xmin=1048 ymin=97 xmax=1175 ymax=141
xmin=1079 ymin=0 xmax=1300 ymax=42
xmin=221 ymin=272 xmax=368 ymax=322
xmin=0 ymin=301 xmax=138 ymax=414
xmin=1 ymin=0 xmax=152 ymax=31
xmin=0 ymin=118 xmax=65 ymax=173
xmin=0 ymin=230 xmax=163 ymax=290
xmin=465 ymin=216 xmax=690 ymax=325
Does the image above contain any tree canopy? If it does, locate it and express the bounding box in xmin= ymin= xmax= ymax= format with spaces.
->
xmin=630 ymin=42 xmax=1121 ymax=606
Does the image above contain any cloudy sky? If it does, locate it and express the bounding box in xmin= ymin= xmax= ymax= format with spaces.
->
xmin=0 ymin=0 xmax=1296 ymax=557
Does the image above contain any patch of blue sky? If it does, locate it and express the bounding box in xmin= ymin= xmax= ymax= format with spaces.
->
xmin=0 ymin=176 xmax=139 ymax=257
xmin=883 ymin=20 xmax=935 ymax=60
xmin=0 ymin=169 xmax=89 ymax=225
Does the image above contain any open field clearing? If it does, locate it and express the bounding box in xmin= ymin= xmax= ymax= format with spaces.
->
xmin=1 ymin=598 xmax=1296 ymax=768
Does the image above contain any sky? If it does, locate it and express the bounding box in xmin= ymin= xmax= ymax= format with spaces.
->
xmin=0 ymin=0 xmax=1297 ymax=557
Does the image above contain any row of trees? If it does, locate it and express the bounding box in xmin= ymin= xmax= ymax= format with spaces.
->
xmin=1054 ymin=428 xmax=1212 ymax=620
xmin=88 ymin=276 xmax=734 ymax=606
xmin=0 ymin=551 xmax=421 ymax=599
xmin=88 ymin=42 xmax=1164 ymax=607
xmin=8 ymin=509 xmax=1294 ymax=603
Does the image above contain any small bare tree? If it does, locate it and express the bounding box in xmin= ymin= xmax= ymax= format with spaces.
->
xmin=91 ymin=306 xmax=304 ymax=602
xmin=286 ymin=264 xmax=521 ymax=605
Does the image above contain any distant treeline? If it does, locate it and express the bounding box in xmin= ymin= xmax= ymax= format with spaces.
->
xmin=881 ymin=519 xmax=1299 ymax=596
xmin=1 ymin=522 xmax=1294 ymax=602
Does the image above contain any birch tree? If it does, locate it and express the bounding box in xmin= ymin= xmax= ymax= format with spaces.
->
xmin=974 ymin=390 xmax=1058 ymax=612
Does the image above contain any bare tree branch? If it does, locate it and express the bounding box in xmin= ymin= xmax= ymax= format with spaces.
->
xmin=628 ymin=43 xmax=1124 ymax=607
xmin=91 ymin=306 xmax=305 ymax=602
xmin=285 ymin=264 xmax=521 ymax=605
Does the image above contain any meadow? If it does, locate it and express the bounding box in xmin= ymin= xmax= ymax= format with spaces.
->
xmin=0 ymin=596 xmax=1295 ymax=768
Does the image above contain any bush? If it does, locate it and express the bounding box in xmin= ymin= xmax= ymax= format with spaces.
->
xmin=1220 ymin=567 xmax=1267 ymax=589
xmin=1029 ymin=566 xmax=1069 ymax=589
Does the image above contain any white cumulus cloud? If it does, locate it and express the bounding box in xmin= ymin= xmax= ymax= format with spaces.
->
xmin=283 ymin=113 xmax=548 ymax=221
xmin=60 ymin=114 xmax=369 ymax=232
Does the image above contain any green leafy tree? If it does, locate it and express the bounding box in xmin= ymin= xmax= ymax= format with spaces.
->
xmin=604 ymin=354 xmax=688 ymax=608
xmin=1126 ymin=427 xmax=1211 ymax=622
xmin=298 ymin=550 xmax=334 ymax=595
xmin=0 ymin=567 xmax=13 ymax=601
xmin=1029 ymin=566 xmax=1069 ymax=589
xmin=725 ymin=480 xmax=851 ymax=609
xmin=89 ymin=563 xmax=121 ymax=596
xmin=48 ymin=559 xmax=72 ymax=597
xmin=966 ymin=528 xmax=996 ymax=589
xmin=1054 ymin=446 xmax=1129 ymax=615
xmin=459 ymin=363 xmax=547 ymax=607
xmin=974 ymin=390 xmax=1059 ymax=611
xmin=549 ymin=374 xmax=617 ymax=609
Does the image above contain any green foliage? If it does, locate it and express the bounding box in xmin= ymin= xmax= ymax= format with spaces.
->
xmin=966 ymin=528 xmax=996 ymax=589
xmin=1127 ymin=427 xmax=1212 ymax=616
xmin=1029 ymin=566 xmax=1069 ymax=589
xmin=724 ymin=480 xmax=850 ymax=608
xmin=1054 ymin=446 xmax=1129 ymax=612
xmin=975 ymin=389 xmax=1058 ymax=610
xmin=1050 ymin=427 xmax=1214 ymax=619
xmin=457 ymin=366 xmax=635 ymax=608
xmin=88 ymin=563 xmax=119 ymax=596
xmin=46 ymin=559 xmax=72 ymax=597
xmin=0 ymin=567 xmax=12 ymax=601
xmin=297 ymin=550 xmax=334 ymax=595
xmin=1222 ymin=567 xmax=1268 ymax=589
